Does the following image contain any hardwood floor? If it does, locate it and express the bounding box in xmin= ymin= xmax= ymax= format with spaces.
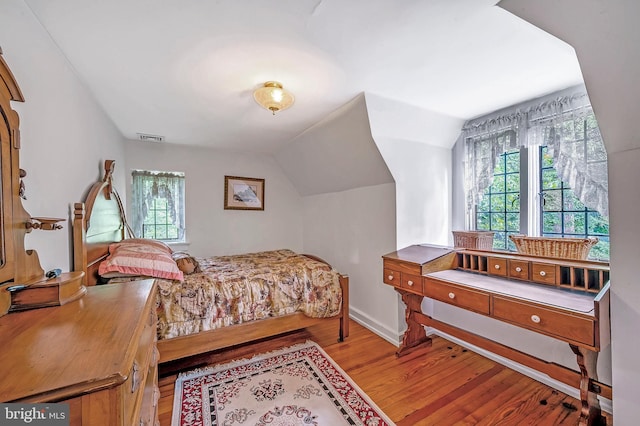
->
xmin=158 ymin=319 xmax=612 ymax=425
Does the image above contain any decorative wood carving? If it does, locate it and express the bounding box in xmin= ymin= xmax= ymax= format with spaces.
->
xmin=0 ymin=50 xmax=46 ymax=314
xmin=396 ymin=290 xmax=432 ymax=356
xmin=571 ymin=344 xmax=605 ymax=426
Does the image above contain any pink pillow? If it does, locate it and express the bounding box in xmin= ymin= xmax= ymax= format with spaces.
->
xmin=98 ymin=240 xmax=183 ymax=281
xmin=116 ymin=238 xmax=173 ymax=254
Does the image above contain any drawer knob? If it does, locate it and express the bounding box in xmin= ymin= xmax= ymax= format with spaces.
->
xmin=407 ymin=280 xmax=414 ymax=286
xmin=388 ymin=275 xmax=394 ymax=281
xmin=531 ymin=315 xmax=541 ymax=324
xmin=515 ymin=267 xmax=522 ymax=272
xmin=448 ymin=292 xmax=456 ymax=299
xmin=494 ymin=264 xmax=500 ymax=270
xmin=539 ymin=271 xmax=546 ymax=277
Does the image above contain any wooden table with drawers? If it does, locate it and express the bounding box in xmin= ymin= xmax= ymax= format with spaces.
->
xmin=0 ymin=279 xmax=159 ymax=426
xmin=383 ymin=244 xmax=610 ymax=426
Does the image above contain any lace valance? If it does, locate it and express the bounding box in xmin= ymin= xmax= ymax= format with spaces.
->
xmin=462 ymin=85 xmax=608 ymax=218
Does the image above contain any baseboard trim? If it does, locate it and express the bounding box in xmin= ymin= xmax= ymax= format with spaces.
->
xmin=348 ymin=307 xmax=402 ymax=346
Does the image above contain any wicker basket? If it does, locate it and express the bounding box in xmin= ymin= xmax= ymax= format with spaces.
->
xmin=452 ymin=231 xmax=495 ymax=250
xmin=508 ymin=235 xmax=598 ymax=260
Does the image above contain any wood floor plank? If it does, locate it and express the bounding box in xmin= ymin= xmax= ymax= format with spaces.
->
xmin=158 ymin=319 xmax=612 ymax=425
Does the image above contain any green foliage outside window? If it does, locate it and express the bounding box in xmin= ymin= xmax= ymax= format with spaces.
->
xmin=475 ymin=146 xmax=609 ymax=261
xmin=132 ymin=169 xmax=185 ymax=242
xmin=540 ymin=147 xmax=609 ymax=261
xmin=142 ymin=197 xmax=180 ymax=240
xmin=476 ymin=150 xmax=520 ymax=251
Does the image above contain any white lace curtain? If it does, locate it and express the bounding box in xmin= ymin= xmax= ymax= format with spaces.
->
xmin=463 ymin=86 xmax=609 ymax=218
xmin=131 ymin=170 xmax=185 ymax=240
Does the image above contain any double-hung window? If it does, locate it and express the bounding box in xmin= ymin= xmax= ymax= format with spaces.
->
xmin=464 ymin=86 xmax=609 ymax=260
xmin=131 ymin=169 xmax=186 ymax=242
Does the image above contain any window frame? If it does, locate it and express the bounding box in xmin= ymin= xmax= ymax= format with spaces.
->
xmin=475 ymin=149 xmax=523 ymax=251
xmin=472 ymin=143 xmax=609 ymax=260
xmin=131 ymin=169 xmax=186 ymax=243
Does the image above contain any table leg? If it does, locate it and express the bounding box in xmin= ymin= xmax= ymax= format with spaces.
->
xmin=396 ymin=290 xmax=431 ymax=357
xmin=570 ymin=344 xmax=605 ymax=426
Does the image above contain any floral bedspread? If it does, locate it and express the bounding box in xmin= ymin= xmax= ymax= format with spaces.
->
xmin=154 ymin=249 xmax=343 ymax=340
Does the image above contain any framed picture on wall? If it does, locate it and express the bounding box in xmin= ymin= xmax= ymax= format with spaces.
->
xmin=224 ymin=176 xmax=265 ymax=210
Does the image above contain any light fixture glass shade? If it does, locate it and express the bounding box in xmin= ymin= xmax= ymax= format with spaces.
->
xmin=253 ymin=81 xmax=294 ymax=114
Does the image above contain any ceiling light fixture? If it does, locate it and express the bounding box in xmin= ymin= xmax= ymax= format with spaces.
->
xmin=253 ymin=81 xmax=294 ymax=115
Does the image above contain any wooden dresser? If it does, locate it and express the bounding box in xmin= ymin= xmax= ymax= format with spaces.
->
xmin=0 ymin=279 xmax=159 ymax=426
xmin=383 ymin=245 xmax=610 ymax=426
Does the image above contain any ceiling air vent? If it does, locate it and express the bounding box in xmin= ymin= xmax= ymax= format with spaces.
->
xmin=137 ymin=133 xmax=165 ymax=142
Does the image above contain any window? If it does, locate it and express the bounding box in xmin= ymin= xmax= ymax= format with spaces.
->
xmin=464 ymin=86 xmax=609 ymax=260
xmin=539 ymin=146 xmax=609 ymax=260
xmin=475 ymin=145 xmax=609 ymax=259
xmin=476 ymin=150 xmax=521 ymax=251
xmin=131 ymin=170 xmax=185 ymax=242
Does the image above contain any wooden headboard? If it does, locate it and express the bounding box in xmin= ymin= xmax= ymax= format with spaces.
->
xmin=73 ymin=160 xmax=127 ymax=286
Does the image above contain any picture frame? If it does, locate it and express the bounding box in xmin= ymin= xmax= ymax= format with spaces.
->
xmin=224 ymin=176 xmax=265 ymax=211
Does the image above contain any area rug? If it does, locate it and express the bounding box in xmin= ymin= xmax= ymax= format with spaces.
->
xmin=172 ymin=341 xmax=395 ymax=426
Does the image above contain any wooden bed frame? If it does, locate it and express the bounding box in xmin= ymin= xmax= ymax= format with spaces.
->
xmin=72 ymin=160 xmax=349 ymax=363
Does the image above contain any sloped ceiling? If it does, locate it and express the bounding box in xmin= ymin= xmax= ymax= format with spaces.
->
xmin=499 ymin=0 xmax=640 ymax=154
xmin=365 ymin=93 xmax=465 ymax=149
xmin=275 ymin=94 xmax=393 ymax=196
xmin=23 ymin=0 xmax=584 ymax=153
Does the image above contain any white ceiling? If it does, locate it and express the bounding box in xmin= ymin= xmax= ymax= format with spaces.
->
xmin=24 ymin=0 xmax=584 ymax=153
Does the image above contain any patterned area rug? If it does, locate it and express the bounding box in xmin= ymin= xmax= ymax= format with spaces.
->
xmin=172 ymin=341 xmax=395 ymax=426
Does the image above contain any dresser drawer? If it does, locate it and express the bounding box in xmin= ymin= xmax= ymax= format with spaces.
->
xmin=401 ymin=273 xmax=423 ymax=294
xmin=488 ymin=257 xmax=508 ymax=277
xmin=493 ymin=297 xmax=595 ymax=346
xmin=531 ymin=263 xmax=556 ymax=285
xmin=424 ymin=280 xmax=490 ymax=315
xmin=383 ymin=268 xmax=400 ymax=287
xmin=508 ymin=260 xmax=529 ymax=280
xmin=138 ymin=347 xmax=160 ymax=426
xmin=122 ymin=310 xmax=156 ymax=426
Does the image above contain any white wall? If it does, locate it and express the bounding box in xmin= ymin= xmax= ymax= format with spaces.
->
xmin=302 ymin=183 xmax=399 ymax=343
xmin=366 ymin=94 xmax=464 ymax=249
xmin=366 ymin=94 xmax=463 ymax=331
xmin=124 ymin=141 xmax=303 ymax=257
xmin=607 ymin=149 xmax=640 ymax=419
xmin=0 ymin=0 xmax=127 ymax=273
xmin=451 ymin=135 xmax=466 ymax=231
xmin=374 ymin=137 xmax=453 ymax=250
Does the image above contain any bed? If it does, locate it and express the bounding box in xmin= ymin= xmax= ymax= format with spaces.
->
xmin=72 ymin=160 xmax=349 ymax=364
